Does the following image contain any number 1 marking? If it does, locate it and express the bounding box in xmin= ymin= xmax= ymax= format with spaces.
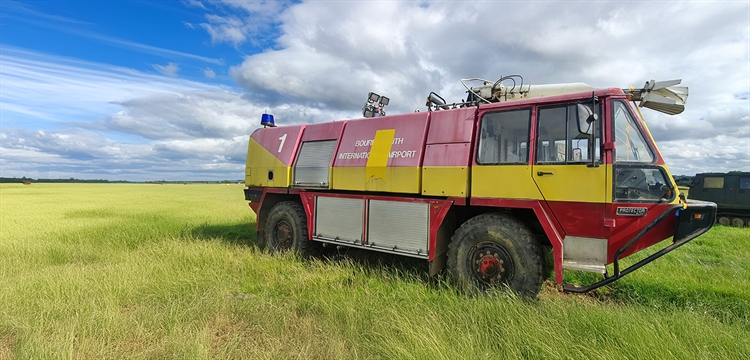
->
xmin=278 ymin=134 xmax=287 ymax=153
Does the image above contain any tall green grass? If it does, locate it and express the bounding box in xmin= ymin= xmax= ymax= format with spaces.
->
xmin=1 ymin=183 xmax=748 ymax=358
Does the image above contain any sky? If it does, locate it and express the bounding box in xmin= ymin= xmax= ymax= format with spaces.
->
xmin=0 ymin=0 xmax=748 ymax=182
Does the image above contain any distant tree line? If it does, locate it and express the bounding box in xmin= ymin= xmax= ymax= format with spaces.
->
xmin=0 ymin=177 xmax=129 ymax=183
xmin=672 ymin=175 xmax=694 ymax=187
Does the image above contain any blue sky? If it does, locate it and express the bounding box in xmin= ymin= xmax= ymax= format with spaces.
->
xmin=1 ymin=0 xmax=749 ymax=181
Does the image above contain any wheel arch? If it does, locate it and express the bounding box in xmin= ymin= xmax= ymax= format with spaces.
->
xmin=448 ymin=205 xmax=551 ymax=245
xmin=433 ymin=205 xmax=554 ymax=276
xmin=256 ymin=192 xmax=303 ymax=243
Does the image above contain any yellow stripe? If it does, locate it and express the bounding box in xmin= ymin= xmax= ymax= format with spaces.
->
xmin=366 ymin=129 xmax=395 ymax=183
xmin=422 ymin=166 xmax=468 ymax=197
xmin=333 ymin=166 xmax=420 ymax=193
xmin=472 ymin=165 xmax=543 ymax=200
xmin=533 ymin=164 xmax=609 ymax=203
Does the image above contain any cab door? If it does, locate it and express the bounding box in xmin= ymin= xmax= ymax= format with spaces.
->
xmin=532 ymin=102 xmax=607 ymax=238
xmin=471 ymin=107 xmax=543 ymax=200
xmin=738 ymin=175 xmax=750 ymax=209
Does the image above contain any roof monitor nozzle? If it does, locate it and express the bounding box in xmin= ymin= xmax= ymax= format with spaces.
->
xmin=260 ymin=113 xmax=276 ymax=127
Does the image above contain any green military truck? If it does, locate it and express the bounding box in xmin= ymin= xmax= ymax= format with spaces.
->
xmin=690 ymin=172 xmax=750 ymax=227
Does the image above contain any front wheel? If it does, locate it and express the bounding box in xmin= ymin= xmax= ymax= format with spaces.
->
xmin=447 ymin=213 xmax=544 ymax=297
xmin=263 ymin=201 xmax=321 ymax=257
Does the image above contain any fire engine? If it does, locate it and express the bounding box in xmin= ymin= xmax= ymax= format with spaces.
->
xmin=243 ymin=76 xmax=716 ymax=297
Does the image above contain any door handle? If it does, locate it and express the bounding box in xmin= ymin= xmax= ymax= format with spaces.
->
xmin=536 ymin=171 xmax=554 ymax=176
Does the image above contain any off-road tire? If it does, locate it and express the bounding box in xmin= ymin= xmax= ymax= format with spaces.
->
xmin=447 ymin=213 xmax=544 ymax=298
xmin=263 ymin=201 xmax=320 ymax=257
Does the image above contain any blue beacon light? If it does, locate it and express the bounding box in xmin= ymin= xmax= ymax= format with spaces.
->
xmin=260 ymin=113 xmax=276 ymax=127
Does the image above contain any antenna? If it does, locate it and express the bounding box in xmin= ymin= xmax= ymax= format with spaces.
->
xmin=625 ymin=79 xmax=688 ymax=115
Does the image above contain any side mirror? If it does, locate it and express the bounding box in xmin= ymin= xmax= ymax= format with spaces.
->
xmin=576 ymin=104 xmax=597 ymax=135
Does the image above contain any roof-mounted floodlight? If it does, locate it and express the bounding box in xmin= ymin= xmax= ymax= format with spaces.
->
xmin=625 ymin=79 xmax=688 ymax=115
xmin=363 ymin=92 xmax=389 ymax=118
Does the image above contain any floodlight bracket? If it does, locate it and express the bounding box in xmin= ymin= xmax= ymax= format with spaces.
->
xmin=362 ymin=91 xmax=389 ymax=118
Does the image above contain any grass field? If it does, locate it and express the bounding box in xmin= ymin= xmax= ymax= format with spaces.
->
xmin=1 ymin=183 xmax=748 ymax=359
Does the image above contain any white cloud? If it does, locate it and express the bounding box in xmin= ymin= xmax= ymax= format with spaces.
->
xmin=1 ymin=0 xmax=89 ymax=24
xmin=0 ymin=47 xmax=220 ymax=119
xmin=0 ymin=47 xmax=352 ymax=181
xmin=224 ymin=0 xmax=750 ymax=174
xmin=200 ymin=14 xmax=247 ymax=46
xmin=2 ymin=1 xmax=748 ymax=181
xmin=0 ymin=48 xmax=259 ymax=180
xmin=152 ymin=62 xmax=180 ymax=77
xmin=183 ymin=0 xmax=206 ymax=10
xmin=194 ymin=0 xmax=291 ymax=47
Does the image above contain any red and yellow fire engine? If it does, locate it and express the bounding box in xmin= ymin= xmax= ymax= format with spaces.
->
xmin=243 ymin=76 xmax=716 ymax=297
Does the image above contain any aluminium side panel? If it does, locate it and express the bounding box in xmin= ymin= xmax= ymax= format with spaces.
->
xmin=315 ymin=197 xmax=364 ymax=242
xmin=368 ymin=200 xmax=429 ymax=257
xmin=293 ymin=140 xmax=337 ymax=188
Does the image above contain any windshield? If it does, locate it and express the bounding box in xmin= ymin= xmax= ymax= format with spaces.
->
xmin=613 ymin=101 xmax=654 ymax=163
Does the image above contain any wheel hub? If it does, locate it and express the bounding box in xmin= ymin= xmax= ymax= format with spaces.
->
xmin=469 ymin=243 xmax=513 ymax=285
xmin=478 ymin=252 xmax=504 ymax=278
xmin=274 ymin=221 xmax=293 ymax=248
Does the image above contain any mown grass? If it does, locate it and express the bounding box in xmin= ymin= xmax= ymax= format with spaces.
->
xmin=0 ymin=183 xmax=748 ymax=359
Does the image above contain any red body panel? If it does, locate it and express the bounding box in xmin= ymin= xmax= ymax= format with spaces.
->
xmin=423 ymin=143 xmax=472 ymax=166
xmin=250 ymin=125 xmax=305 ymax=166
xmin=545 ymin=201 xmax=607 ymax=238
xmin=426 ymin=108 xmax=476 ymax=144
xmin=300 ymin=121 xmax=346 ymax=141
xmin=333 ymin=112 xmax=430 ymax=168
xmin=607 ymin=202 xmax=678 ymax=261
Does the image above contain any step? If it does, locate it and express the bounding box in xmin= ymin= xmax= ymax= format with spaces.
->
xmin=563 ymin=260 xmax=607 ymax=274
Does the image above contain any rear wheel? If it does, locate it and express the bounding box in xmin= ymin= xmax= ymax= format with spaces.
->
xmin=447 ymin=213 xmax=544 ymax=297
xmin=731 ymin=218 xmax=745 ymax=228
xmin=718 ymin=216 xmax=731 ymax=226
xmin=264 ymin=201 xmax=320 ymax=257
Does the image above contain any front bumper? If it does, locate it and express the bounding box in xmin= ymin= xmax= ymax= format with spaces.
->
xmin=673 ymin=199 xmax=717 ymax=242
xmin=564 ymin=199 xmax=717 ymax=293
xmin=244 ymin=187 xmax=263 ymax=202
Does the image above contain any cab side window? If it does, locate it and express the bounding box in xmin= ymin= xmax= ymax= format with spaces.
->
xmin=704 ymin=177 xmax=725 ymax=189
xmin=740 ymin=177 xmax=750 ymax=189
xmin=477 ymin=109 xmax=531 ymax=164
xmin=536 ymin=103 xmax=600 ymax=164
